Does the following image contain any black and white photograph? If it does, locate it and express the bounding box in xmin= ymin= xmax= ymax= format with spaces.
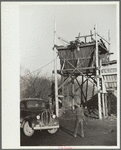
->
xmin=2 ymin=1 xmax=120 ymax=149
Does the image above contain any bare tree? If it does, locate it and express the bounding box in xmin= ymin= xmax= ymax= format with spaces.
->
xmin=20 ymin=69 xmax=51 ymax=101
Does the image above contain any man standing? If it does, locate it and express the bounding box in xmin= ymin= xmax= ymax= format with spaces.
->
xmin=73 ymin=103 xmax=85 ymax=138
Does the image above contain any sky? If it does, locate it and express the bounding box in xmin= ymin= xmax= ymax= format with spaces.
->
xmin=20 ymin=2 xmax=118 ymax=76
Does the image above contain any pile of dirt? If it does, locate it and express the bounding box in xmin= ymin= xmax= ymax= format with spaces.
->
xmin=59 ymin=92 xmax=117 ymax=120
xmin=105 ymin=114 xmax=117 ymax=121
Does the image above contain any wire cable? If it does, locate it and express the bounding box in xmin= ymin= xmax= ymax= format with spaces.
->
xmin=22 ymin=57 xmax=58 ymax=77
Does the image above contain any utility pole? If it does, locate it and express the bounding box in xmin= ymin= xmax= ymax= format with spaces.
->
xmin=54 ymin=21 xmax=59 ymax=117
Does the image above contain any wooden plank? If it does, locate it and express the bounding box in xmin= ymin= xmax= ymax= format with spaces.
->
xmin=102 ymin=72 xmax=117 ymax=75
xmin=76 ymin=34 xmax=94 ymax=38
xmin=106 ymin=88 xmax=117 ymax=91
xmin=66 ymin=57 xmax=91 ymax=61
xmin=57 ymin=43 xmax=95 ymax=50
xmin=105 ymin=81 xmax=117 ymax=83
xmin=101 ymin=67 xmax=117 ymax=71
xmin=64 ymin=66 xmax=95 ymax=71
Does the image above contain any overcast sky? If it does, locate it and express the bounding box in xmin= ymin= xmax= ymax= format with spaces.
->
xmin=20 ymin=2 xmax=118 ymax=76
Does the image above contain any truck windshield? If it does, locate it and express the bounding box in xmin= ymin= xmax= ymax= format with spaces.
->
xmin=27 ymin=100 xmax=45 ymax=109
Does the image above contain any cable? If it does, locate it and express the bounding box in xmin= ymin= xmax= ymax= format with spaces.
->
xmin=22 ymin=57 xmax=58 ymax=77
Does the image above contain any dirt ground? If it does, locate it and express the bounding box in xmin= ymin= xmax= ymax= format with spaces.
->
xmin=21 ymin=109 xmax=117 ymax=147
xmin=59 ymin=109 xmax=117 ymax=146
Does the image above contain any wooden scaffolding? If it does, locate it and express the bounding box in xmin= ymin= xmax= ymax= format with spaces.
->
xmin=53 ymin=25 xmax=117 ymax=119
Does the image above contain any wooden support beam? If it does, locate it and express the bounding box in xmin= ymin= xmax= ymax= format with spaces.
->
xmin=108 ymin=30 xmax=110 ymax=61
xmin=75 ymin=78 xmax=87 ymax=91
xmin=61 ymin=55 xmax=96 ymax=86
xmin=86 ymin=79 xmax=88 ymax=102
xmin=67 ymin=84 xmax=69 ymax=108
xmin=102 ymin=93 xmax=105 ymax=117
xmin=90 ymin=30 xmax=94 ymax=42
xmin=84 ymin=37 xmax=86 ymax=43
xmin=95 ymin=25 xmax=102 ymax=119
xmin=61 ymin=76 xmax=65 ymax=111
xmin=54 ymin=21 xmax=59 ymax=117
xmin=97 ymin=33 xmax=110 ymax=44
xmin=66 ymin=57 xmax=91 ymax=61
xmin=105 ymin=81 xmax=117 ymax=83
xmin=58 ymin=75 xmax=71 ymax=90
xmin=92 ymin=82 xmax=95 ymax=97
xmin=75 ymin=77 xmax=86 ymax=103
xmin=88 ymin=76 xmax=97 ymax=85
xmin=82 ymin=76 xmax=84 ymax=103
xmin=72 ymin=79 xmax=75 ymax=110
xmin=100 ymin=59 xmax=106 ymax=118
xmin=101 ymin=72 xmax=117 ymax=76
xmin=76 ymin=34 xmax=94 ymax=39
xmin=105 ymin=94 xmax=108 ymax=116
xmin=64 ymin=67 xmax=95 ymax=71
xmin=108 ymin=93 xmax=111 ymax=116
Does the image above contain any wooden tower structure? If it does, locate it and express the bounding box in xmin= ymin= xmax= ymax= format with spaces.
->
xmin=53 ymin=25 xmax=117 ymax=119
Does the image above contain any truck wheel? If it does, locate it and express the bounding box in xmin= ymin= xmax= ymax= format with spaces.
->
xmin=23 ymin=121 xmax=34 ymax=137
xmin=47 ymin=128 xmax=59 ymax=134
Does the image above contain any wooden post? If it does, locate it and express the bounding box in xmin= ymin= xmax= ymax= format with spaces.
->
xmin=95 ymin=25 xmax=102 ymax=119
xmin=67 ymin=83 xmax=69 ymax=108
xmin=108 ymin=92 xmax=111 ymax=116
xmin=54 ymin=21 xmax=59 ymax=117
xmin=90 ymin=30 xmax=93 ymax=42
xmin=102 ymin=93 xmax=105 ymax=117
xmin=86 ymin=79 xmax=88 ymax=102
xmin=72 ymin=79 xmax=75 ymax=110
xmin=100 ymin=59 xmax=105 ymax=117
xmin=108 ymin=30 xmax=110 ymax=61
xmin=92 ymin=79 xmax=95 ymax=97
xmin=61 ymin=76 xmax=65 ymax=112
xmin=81 ymin=75 xmax=84 ymax=103
xmin=105 ymin=93 xmax=108 ymax=116
xmin=84 ymin=37 xmax=86 ymax=43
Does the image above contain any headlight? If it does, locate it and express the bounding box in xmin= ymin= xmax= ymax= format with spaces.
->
xmin=52 ymin=114 xmax=56 ymax=119
xmin=36 ymin=115 xmax=40 ymax=120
